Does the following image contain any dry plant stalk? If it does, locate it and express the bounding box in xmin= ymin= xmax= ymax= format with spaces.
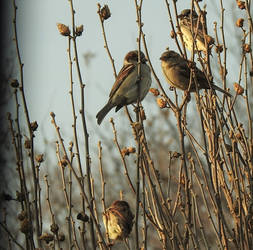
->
xmin=1 ymin=0 xmax=253 ymax=249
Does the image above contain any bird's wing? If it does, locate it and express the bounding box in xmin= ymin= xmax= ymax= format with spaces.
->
xmin=109 ymin=63 xmax=136 ymax=98
xmin=181 ymin=19 xmax=205 ymax=44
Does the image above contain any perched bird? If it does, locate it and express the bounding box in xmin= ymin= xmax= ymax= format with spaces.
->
xmin=178 ymin=9 xmax=214 ymax=53
xmin=103 ymin=200 xmax=134 ymax=241
xmin=160 ymin=50 xmax=232 ymax=96
xmin=96 ymin=50 xmax=152 ymax=125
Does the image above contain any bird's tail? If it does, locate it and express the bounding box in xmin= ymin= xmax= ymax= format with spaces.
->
xmin=211 ymin=84 xmax=232 ymax=98
xmin=96 ymin=102 xmax=114 ymax=125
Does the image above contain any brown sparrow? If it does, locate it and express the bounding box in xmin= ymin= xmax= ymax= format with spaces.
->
xmin=178 ymin=9 xmax=214 ymax=53
xmin=103 ymin=200 xmax=134 ymax=241
xmin=160 ymin=50 xmax=232 ymax=96
xmin=96 ymin=51 xmax=152 ymax=125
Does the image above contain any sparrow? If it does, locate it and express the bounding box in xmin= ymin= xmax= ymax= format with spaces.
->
xmin=103 ymin=200 xmax=134 ymax=241
xmin=160 ymin=50 xmax=232 ymax=96
xmin=96 ymin=50 xmax=152 ymax=125
xmin=178 ymin=9 xmax=214 ymax=53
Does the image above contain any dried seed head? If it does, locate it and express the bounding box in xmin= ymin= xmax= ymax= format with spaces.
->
xmin=50 ymin=223 xmax=59 ymax=234
xmin=77 ymin=212 xmax=89 ymax=222
xmin=234 ymin=83 xmax=244 ymax=95
xmin=57 ymin=23 xmax=70 ymax=36
xmin=156 ymin=98 xmax=166 ymax=109
xmin=75 ymin=25 xmax=84 ymax=36
xmin=35 ymin=154 xmax=44 ymax=163
xmin=39 ymin=233 xmax=54 ymax=244
xmin=170 ymin=30 xmax=176 ymax=39
xmin=121 ymin=147 xmax=129 ymax=157
xmin=236 ymin=0 xmax=246 ymax=9
xmin=149 ymin=88 xmax=160 ymax=96
xmin=100 ymin=5 xmax=111 ymax=21
xmin=236 ymin=18 xmax=244 ymax=27
xmin=243 ymin=44 xmax=251 ymax=53
xmin=24 ymin=139 xmax=31 ymax=149
xmin=172 ymin=151 xmax=181 ymax=158
xmin=10 ymin=79 xmax=19 ymax=88
xmin=30 ymin=121 xmax=38 ymax=131
xmin=215 ymin=44 xmax=223 ymax=53
xmin=128 ymin=147 xmax=136 ymax=154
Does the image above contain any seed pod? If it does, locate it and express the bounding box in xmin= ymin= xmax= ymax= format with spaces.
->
xmin=156 ymin=98 xmax=166 ymax=109
xmin=30 ymin=121 xmax=38 ymax=131
xmin=149 ymin=88 xmax=160 ymax=96
xmin=234 ymin=83 xmax=244 ymax=95
xmin=236 ymin=18 xmax=244 ymax=27
xmin=76 ymin=25 xmax=84 ymax=36
xmin=35 ymin=154 xmax=44 ymax=163
xmin=243 ymin=44 xmax=251 ymax=53
xmin=236 ymin=0 xmax=246 ymax=9
xmin=56 ymin=23 xmax=70 ymax=36
xmin=77 ymin=212 xmax=89 ymax=222
xmin=100 ymin=5 xmax=111 ymax=21
xmin=39 ymin=233 xmax=54 ymax=244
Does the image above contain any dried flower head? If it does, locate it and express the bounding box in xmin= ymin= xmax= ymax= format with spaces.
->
xmin=243 ymin=44 xmax=251 ymax=53
xmin=30 ymin=121 xmax=38 ymax=131
xmin=236 ymin=0 xmax=246 ymax=9
xmin=35 ymin=154 xmax=44 ymax=163
xmin=215 ymin=44 xmax=223 ymax=53
xmin=100 ymin=5 xmax=111 ymax=21
xmin=57 ymin=23 xmax=70 ymax=36
xmin=50 ymin=223 xmax=59 ymax=234
xmin=236 ymin=18 xmax=244 ymax=27
xmin=172 ymin=151 xmax=181 ymax=159
xmin=170 ymin=30 xmax=176 ymax=39
xmin=156 ymin=98 xmax=166 ymax=109
xmin=77 ymin=212 xmax=89 ymax=222
xmin=75 ymin=25 xmax=84 ymax=36
xmin=234 ymin=83 xmax=244 ymax=95
xmin=24 ymin=139 xmax=31 ymax=149
xmin=121 ymin=147 xmax=129 ymax=157
xmin=39 ymin=233 xmax=54 ymax=244
xmin=128 ymin=147 xmax=136 ymax=154
xmin=10 ymin=79 xmax=19 ymax=88
xmin=149 ymin=88 xmax=160 ymax=96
